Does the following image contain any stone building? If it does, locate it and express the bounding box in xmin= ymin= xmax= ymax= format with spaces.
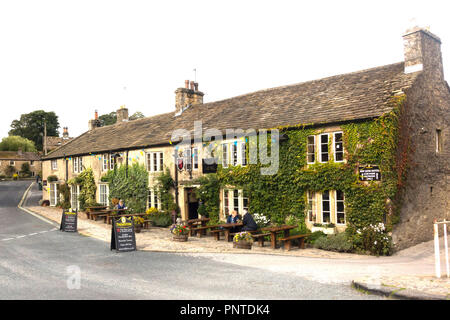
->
xmin=0 ymin=150 xmax=41 ymax=177
xmin=44 ymin=127 xmax=74 ymax=154
xmin=41 ymin=27 xmax=449 ymax=251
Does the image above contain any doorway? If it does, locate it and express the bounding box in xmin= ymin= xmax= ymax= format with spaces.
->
xmin=185 ymin=188 xmax=199 ymax=220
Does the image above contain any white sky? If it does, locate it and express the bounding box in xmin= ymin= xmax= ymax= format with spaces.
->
xmin=0 ymin=0 xmax=449 ymax=139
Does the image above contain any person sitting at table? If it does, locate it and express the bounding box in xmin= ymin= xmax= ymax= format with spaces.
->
xmin=115 ymin=199 xmax=127 ymax=210
xmin=225 ymin=210 xmax=241 ymax=233
xmin=240 ymin=209 xmax=257 ymax=232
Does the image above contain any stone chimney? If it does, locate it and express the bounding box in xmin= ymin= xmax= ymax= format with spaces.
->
xmin=88 ymin=110 xmax=101 ymax=130
xmin=116 ymin=106 xmax=129 ymax=123
xmin=403 ymin=26 xmax=444 ymax=80
xmin=175 ymin=80 xmax=204 ymax=115
xmin=62 ymin=127 xmax=69 ymax=139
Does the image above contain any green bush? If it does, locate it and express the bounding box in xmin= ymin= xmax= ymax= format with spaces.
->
xmin=313 ymin=232 xmax=354 ymax=253
xmin=305 ymin=231 xmax=326 ymax=244
xmin=148 ymin=212 xmax=172 ymax=227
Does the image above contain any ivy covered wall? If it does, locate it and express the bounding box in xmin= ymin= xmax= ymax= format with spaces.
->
xmin=199 ymin=95 xmax=408 ymax=255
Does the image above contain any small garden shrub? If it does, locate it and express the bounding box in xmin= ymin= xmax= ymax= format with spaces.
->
xmin=305 ymin=231 xmax=326 ymax=244
xmin=148 ymin=212 xmax=172 ymax=227
xmin=313 ymin=232 xmax=353 ymax=253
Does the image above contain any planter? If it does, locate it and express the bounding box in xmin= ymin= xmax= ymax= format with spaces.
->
xmin=233 ymin=241 xmax=252 ymax=249
xmin=135 ymin=225 xmax=142 ymax=233
xmin=311 ymin=226 xmax=336 ymax=235
xmin=172 ymin=234 xmax=188 ymax=242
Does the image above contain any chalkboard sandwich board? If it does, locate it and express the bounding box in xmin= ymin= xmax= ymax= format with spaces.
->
xmin=359 ymin=165 xmax=381 ymax=181
xmin=60 ymin=209 xmax=78 ymax=232
xmin=111 ymin=216 xmax=137 ymax=252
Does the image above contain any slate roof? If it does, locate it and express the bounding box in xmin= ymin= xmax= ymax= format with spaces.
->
xmin=45 ymin=136 xmax=74 ymax=151
xmin=43 ymin=62 xmax=418 ymax=159
xmin=0 ymin=151 xmax=41 ymax=161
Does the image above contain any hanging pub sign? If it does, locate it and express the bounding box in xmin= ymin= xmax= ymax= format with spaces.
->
xmin=60 ymin=209 xmax=78 ymax=232
xmin=111 ymin=216 xmax=136 ymax=252
xmin=359 ymin=165 xmax=381 ymax=181
xmin=202 ymin=159 xmax=218 ymax=173
xmin=177 ymin=158 xmax=184 ymax=171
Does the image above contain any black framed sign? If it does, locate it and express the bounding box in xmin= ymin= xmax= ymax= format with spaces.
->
xmin=111 ymin=216 xmax=136 ymax=252
xmin=60 ymin=209 xmax=78 ymax=232
xmin=202 ymin=159 xmax=218 ymax=173
xmin=359 ymin=165 xmax=381 ymax=181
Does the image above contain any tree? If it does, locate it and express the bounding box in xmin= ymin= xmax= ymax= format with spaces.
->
xmin=98 ymin=110 xmax=145 ymax=127
xmin=129 ymin=111 xmax=145 ymax=120
xmin=98 ymin=112 xmax=117 ymax=126
xmin=9 ymin=110 xmax=59 ymax=151
xmin=0 ymin=136 xmax=37 ymax=152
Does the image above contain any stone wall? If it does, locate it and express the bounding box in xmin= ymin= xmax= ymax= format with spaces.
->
xmin=392 ymin=73 xmax=450 ymax=251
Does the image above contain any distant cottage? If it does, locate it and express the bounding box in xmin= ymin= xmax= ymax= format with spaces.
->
xmin=41 ymin=27 xmax=449 ymax=251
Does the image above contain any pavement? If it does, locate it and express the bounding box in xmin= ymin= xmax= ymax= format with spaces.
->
xmin=19 ymin=181 xmax=450 ymax=300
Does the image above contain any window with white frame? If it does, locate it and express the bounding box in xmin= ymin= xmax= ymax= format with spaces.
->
xmin=307 ymin=190 xmax=316 ymax=222
xmin=320 ymin=134 xmax=329 ymax=163
xmin=51 ymin=160 xmax=58 ymax=170
xmin=99 ymin=184 xmax=109 ymax=206
xmin=147 ymin=188 xmax=161 ymax=209
xmin=146 ymin=152 xmax=164 ymax=172
xmin=334 ymin=132 xmax=344 ymax=162
xmin=223 ymin=189 xmax=229 ymax=216
xmin=306 ymin=190 xmax=345 ymax=225
xmin=71 ymin=184 xmax=80 ymax=211
xmin=241 ymin=142 xmax=247 ymax=166
xmin=335 ymin=190 xmax=345 ymax=225
xmin=231 ymin=143 xmax=238 ymax=166
xmin=222 ymin=141 xmax=247 ymax=167
xmin=321 ymin=190 xmax=331 ymax=223
xmin=102 ymin=154 xmax=109 ymax=171
xmin=222 ymin=189 xmax=249 ymax=216
xmin=185 ymin=148 xmax=192 ymax=171
xmin=73 ymin=157 xmax=83 ymax=173
xmin=222 ymin=144 xmax=229 ymax=168
xmin=192 ymin=147 xmax=199 ymax=170
xmin=49 ymin=183 xmax=58 ymax=206
xmin=9 ymin=160 xmax=15 ymax=166
xmin=308 ymin=132 xmax=344 ymax=164
xmin=307 ymin=136 xmax=316 ymax=164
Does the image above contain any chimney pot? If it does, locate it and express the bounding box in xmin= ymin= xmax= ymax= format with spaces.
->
xmin=194 ymin=82 xmax=199 ymax=91
xmin=95 ymin=110 xmax=98 ymax=120
xmin=190 ymin=81 xmax=195 ymax=91
xmin=185 ymin=80 xmax=190 ymax=89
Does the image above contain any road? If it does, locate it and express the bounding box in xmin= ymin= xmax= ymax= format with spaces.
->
xmin=0 ymin=181 xmax=383 ymax=300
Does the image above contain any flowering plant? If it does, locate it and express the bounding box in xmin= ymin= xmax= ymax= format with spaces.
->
xmin=353 ymin=223 xmax=392 ymax=256
xmin=253 ymin=213 xmax=270 ymax=228
xmin=134 ymin=216 xmax=145 ymax=226
xmin=170 ymin=224 xmax=189 ymax=235
xmin=233 ymin=231 xmax=254 ymax=243
xmin=146 ymin=207 xmax=159 ymax=215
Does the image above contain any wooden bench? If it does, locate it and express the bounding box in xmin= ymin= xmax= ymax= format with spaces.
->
xmin=194 ymin=226 xmax=212 ymax=237
xmin=278 ymin=234 xmax=310 ymax=251
xmin=209 ymin=229 xmax=223 ymax=240
xmin=251 ymin=233 xmax=271 ymax=247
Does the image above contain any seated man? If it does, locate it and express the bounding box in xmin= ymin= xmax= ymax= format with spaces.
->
xmin=241 ymin=210 xmax=257 ymax=232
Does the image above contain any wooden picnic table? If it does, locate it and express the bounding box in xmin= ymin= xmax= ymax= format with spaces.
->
xmin=261 ymin=225 xmax=297 ymax=249
xmin=93 ymin=209 xmax=129 ymax=223
xmin=105 ymin=212 xmax=145 ymax=225
xmin=185 ymin=217 xmax=211 ymax=236
xmin=86 ymin=205 xmax=108 ymax=211
xmin=213 ymin=222 xmax=243 ymax=242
